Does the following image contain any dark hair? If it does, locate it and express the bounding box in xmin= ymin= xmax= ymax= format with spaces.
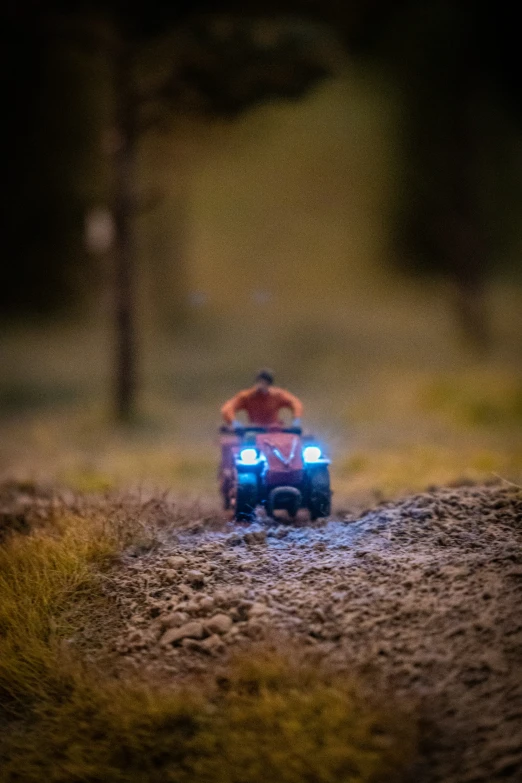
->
xmin=255 ymin=368 xmax=274 ymax=385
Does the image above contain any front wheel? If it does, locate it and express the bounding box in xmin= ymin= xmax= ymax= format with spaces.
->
xmin=308 ymin=466 xmax=331 ymax=520
xmin=234 ymin=472 xmax=258 ymax=522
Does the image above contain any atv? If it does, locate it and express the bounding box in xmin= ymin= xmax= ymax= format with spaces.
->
xmin=219 ymin=425 xmax=331 ymax=522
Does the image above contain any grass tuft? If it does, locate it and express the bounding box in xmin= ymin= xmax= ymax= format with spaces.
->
xmin=0 ymin=515 xmax=115 ymax=715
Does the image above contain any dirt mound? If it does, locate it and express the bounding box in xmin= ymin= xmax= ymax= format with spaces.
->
xmin=100 ymin=483 xmax=522 ymax=783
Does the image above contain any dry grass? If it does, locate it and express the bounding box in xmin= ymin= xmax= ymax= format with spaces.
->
xmin=0 ymin=507 xmax=417 ymax=783
xmin=2 ymin=655 xmax=416 ymax=783
xmin=0 ymin=514 xmax=115 ymax=716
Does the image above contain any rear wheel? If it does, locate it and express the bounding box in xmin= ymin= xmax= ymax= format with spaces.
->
xmin=234 ymin=472 xmax=258 ymax=522
xmin=308 ymin=466 xmax=331 ymax=520
xmin=221 ymin=474 xmax=232 ymax=510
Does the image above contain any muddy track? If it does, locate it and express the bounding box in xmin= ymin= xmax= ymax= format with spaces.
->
xmin=95 ymin=484 xmax=522 ymax=783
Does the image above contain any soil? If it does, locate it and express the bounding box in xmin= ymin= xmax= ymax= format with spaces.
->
xmin=1 ymin=479 xmax=515 ymax=782
xmin=91 ymin=483 xmax=522 ymax=783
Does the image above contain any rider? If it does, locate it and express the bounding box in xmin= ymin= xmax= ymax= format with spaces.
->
xmin=221 ymin=369 xmax=303 ymax=429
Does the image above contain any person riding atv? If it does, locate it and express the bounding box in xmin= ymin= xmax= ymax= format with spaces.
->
xmin=221 ymin=369 xmax=303 ymax=429
xmin=218 ymin=371 xmax=331 ymax=521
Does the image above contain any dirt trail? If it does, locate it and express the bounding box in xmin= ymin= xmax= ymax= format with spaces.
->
xmin=98 ymin=484 xmax=522 ymax=783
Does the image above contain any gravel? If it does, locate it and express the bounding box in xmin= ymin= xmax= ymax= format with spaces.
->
xmin=102 ymin=483 xmax=522 ymax=783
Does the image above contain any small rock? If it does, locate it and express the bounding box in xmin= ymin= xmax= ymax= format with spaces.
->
xmin=199 ymin=596 xmax=215 ymax=611
xmin=205 ymin=613 xmax=233 ymax=635
xmin=181 ymin=637 xmax=203 ymax=651
xmin=220 ymin=552 xmax=238 ymax=563
xmin=225 ymin=625 xmax=242 ymax=640
xmin=160 ymin=621 xmax=205 ymax=646
xmin=244 ymin=620 xmax=264 ymax=639
xmin=200 ymin=634 xmax=226 ymax=655
xmin=167 ymin=556 xmax=188 ymax=569
xmin=244 ymin=530 xmax=267 ymax=546
xmin=186 ymin=570 xmax=206 ymax=587
xmin=238 ymin=560 xmax=257 ymax=571
xmin=248 ymin=602 xmax=268 ymax=618
xmin=160 ymin=611 xmax=189 ymax=630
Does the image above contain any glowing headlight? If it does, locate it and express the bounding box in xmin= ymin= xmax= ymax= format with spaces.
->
xmin=239 ymin=448 xmax=258 ymax=464
xmin=303 ymin=445 xmax=322 ymax=462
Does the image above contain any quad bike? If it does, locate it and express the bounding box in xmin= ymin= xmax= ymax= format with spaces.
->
xmin=218 ymin=425 xmax=331 ymax=522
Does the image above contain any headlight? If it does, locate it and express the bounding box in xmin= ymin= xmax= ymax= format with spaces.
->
xmin=239 ymin=448 xmax=258 ymax=464
xmin=303 ymin=445 xmax=322 ymax=462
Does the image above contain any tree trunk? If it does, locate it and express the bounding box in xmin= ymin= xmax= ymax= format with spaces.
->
xmin=453 ymin=273 xmax=489 ymax=352
xmin=113 ymin=42 xmax=137 ymax=422
xmin=446 ymin=46 xmax=490 ymax=353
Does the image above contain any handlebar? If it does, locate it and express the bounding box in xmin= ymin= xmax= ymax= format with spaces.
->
xmin=219 ymin=425 xmax=302 ymax=435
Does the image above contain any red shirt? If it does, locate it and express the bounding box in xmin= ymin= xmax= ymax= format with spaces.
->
xmin=221 ymin=386 xmax=303 ymax=426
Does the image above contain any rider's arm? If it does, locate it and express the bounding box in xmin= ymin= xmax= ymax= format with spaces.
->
xmin=276 ymin=389 xmax=303 ymax=419
xmin=221 ymin=391 xmax=248 ymax=425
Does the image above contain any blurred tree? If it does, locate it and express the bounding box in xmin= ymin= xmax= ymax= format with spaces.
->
xmin=222 ymin=0 xmax=522 ymax=349
xmin=6 ymin=2 xmax=328 ymax=421
xmin=209 ymin=0 xmax=522 ymax=348
xmin=338 ymin=0 xmax=522 ymax=350
xmin=2 ymin=7 xmax=107 ymax=317
xmin=112 ymin=13 xmax=327 ymax=421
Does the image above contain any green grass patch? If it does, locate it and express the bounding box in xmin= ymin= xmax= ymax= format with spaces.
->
xmin=0 ymin=511 xmax=417 ymax=783
xmin=418 ymin=373 xmax=522 ymax=428
xmin=59 ymin=467 xmax=115 ymax=494
xmin=332 ymin=444 xmax=522 ymax=501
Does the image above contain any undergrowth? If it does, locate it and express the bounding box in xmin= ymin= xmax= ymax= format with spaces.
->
xmin=0 ymin=510 xmax=417 ymax=783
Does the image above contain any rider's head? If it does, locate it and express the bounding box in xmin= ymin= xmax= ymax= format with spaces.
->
xmin=255 ymin=368 xmax=274 ymax=394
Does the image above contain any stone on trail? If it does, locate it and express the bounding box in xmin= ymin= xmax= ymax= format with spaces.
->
xmin=186 ymin=570 xmax=206 ymax=587
xmin=243 ymin=529 xmax=267 ymax=546
xmin=248 ymin=602 xmax=268 ymax=618
xmin=167 ymin=556 xmax=188 ymax=569
xmin=198 ymin=595 xmax=215 ymax=611
xmin=200 ymin=634 xmax=226 ymax=655
xmin=159 ymin=611 xmax=189 ymax=630
xmin=160 ymin=621 xmax=205 ymax=646
xmin=205 ymin=613 xmax=233 ymax=635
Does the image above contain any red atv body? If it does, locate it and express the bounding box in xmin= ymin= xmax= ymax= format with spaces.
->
xmin=219 ymin=425 xmax=331 ymax=522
